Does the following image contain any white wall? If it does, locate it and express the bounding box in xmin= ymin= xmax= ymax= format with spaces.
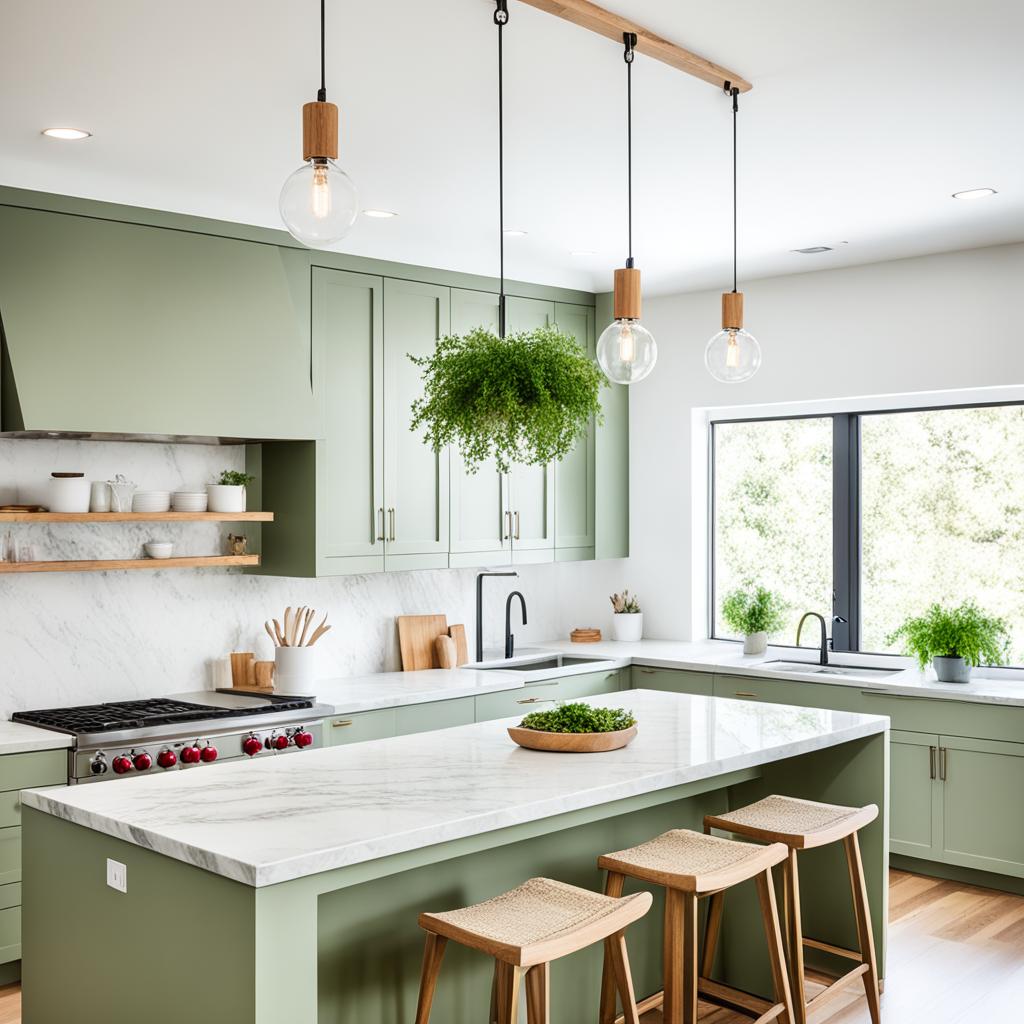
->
xmin=0 ymin=438 xmax=625 ymax=716
xmin=631 ymin=242 xmax=1024 ymax=640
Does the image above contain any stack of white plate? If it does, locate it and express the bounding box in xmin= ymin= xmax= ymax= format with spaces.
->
xmin=132 ymin=490 xmax=172 ymax=513
xmin=171 ymin=491 xmax=208 ymax=512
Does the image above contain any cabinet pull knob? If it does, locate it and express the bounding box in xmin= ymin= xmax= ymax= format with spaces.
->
xmin=939 ymin=746 xmax=948 ymax=781
xmin=929 ymin=745 xmax=936 ymax=780
xmin=514 ymin=510 xmax=521 ymax=540
xmin=332 ymin=720 xmax=354 ymax=728
xmin=734 ymin=691 xmax=758 ymax=698
xmin=376 ymin=507 xmax=385 ymax=543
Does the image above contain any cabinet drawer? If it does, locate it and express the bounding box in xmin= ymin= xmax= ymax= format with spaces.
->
xmin=394 ymin=697 xmax=475 ymax=737
xmin=857 ymin=692 xmax=1024 ymax=744
xmin=0 ymin=829 xmax=20 ymax=886
xmin=475 ymin=671 xmax=623 ymax=722
xmin=0 ymin=905 xmax=20 ymax=965
xmin=632 ymin=667 xmax=714 ymax=696
xmin=712 ymin=674 xmax=861 ymax=713
xmin=555 ymin=669 xmax=623 ymax=700
xmin=0 ymin=883 xmax=20 ymax=912
xmin=0 ymin=750 xmax=66 ymax=792
xmin=324 ymin=709 xmax=397 ymax=746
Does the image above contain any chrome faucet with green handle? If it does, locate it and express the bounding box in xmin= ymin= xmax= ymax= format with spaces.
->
xmin=797 ymin=610 xmax=848 ymax=665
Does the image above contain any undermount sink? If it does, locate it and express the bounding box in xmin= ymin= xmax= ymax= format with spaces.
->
xmin=761 ymin=660 xmax=903 ymax=679
xmin=467 ymin=653 xmax=610 ymax=673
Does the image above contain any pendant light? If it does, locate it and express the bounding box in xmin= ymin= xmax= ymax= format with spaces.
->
xmin=279 ymin=0 xmax=359 ymax=248
xmin=597 ymin=33 xmax=657 ymax=386
xmin=704 ymin=86 xmax=761 ymax=383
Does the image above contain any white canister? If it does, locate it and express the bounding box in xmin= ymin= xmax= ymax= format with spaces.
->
xmin=611 ymin=613 xmax=643 ymax=642
xmin=274 ymin=646 xmax=318 ymax=690
xmin=48 ymin=473 xmax=91 ymax=513
xmin=207 ymin=484 xmax=247 ymax=514
xmin=89 ymin=481 xmax=111 ymax=513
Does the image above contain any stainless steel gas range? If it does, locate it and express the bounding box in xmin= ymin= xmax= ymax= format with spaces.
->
xmin=12 ymin=691 xmax=333 ymax=784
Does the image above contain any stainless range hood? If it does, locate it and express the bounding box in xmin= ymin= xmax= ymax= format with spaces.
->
xmin=0 ymin=202 xmax=320 ymax=443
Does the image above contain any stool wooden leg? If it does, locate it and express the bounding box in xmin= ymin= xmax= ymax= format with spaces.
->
xmin=413 ymin=932 xmax=447 ymax=1024
xmin=783 ymin=850 xmax=808 ymax=1024
xmin=755 ymin=868 xmax=795 ymax=1024
xmin=607 ymin=931 xmax=642 ymax=1024
xmin=700 ymin=890 xmax=725 ymax=978
xmin=600 ymin=871 xmax=626 ymax=1023
xmin=494 ymin=961 xmax=524 ymax=1024
xmin=844 ymin=833 xmax=882 ymax=1024
xmin=525 ymin=963 xmax=549 ymax=1024
xmin=663 ymin=889 xmax=699 ymax=1024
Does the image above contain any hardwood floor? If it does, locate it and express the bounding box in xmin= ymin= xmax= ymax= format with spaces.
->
xmin=1 ymin=870 xmax=1021 ymax=1021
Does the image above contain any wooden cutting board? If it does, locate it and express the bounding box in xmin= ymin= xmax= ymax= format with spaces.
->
xmin=397 ymin=614 xmax=449 ymax=671
xmin=448 ymin=623 xmax=470 ymax=666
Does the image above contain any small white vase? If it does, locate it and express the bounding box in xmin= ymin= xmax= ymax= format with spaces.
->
xmin=275 ymin=646 xmax=318 ymax=690
xmin=742 ymin=632 xmax=768 ymax=656
xmin=611 ymin=613 xmax=643 ymax=642
xmin=207 ymin=484 xmax=247 ymax=513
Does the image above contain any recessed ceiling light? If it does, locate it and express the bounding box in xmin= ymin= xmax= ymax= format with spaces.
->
xmin=792 ymin=246 xmax=833 ymax=254
xmin=952 ymin=188 xmax=997 ymax=200
xmin=503 ymin=229 xmax=528 ymax=237
xmin=363 ymin=209 xmax=398 ymax=218
xmin=42 ymin=127 xmax=91 ymax=140
xmin=570 ymin=249 xmax=597 ymax=256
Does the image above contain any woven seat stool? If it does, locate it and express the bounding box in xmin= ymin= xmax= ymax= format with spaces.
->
xmin=598 ymin=828 xmax=793 ymax=1024
xmin=413 ymin=876 xmax=652 ymax=1023
xmin=705 ymin=795 xmax=882 ymax=1024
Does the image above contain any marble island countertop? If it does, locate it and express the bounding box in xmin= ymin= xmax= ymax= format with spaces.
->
xmin=22 ymin=689 xmax=886 ymax=887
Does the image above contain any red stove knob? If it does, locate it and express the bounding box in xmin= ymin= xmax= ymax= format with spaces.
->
xmin=180 ymin=745 xmax=202 ymax=765
xmin=242 ymin=735 xmax=263 ymax=757
xmin=270 ymin=733 xmax=289 ymax=751
xmin=293 ymin=730 xmax=314 ymax=748
xmin=200 ymin=744 xmax=218 ymax=763
xmin=112 ymin=755 xmax=133 ymax=775
xmin=132 ymin=752 xmax=153 ymax=771
xmin=157 ymin=749 xmax=178 ymax=769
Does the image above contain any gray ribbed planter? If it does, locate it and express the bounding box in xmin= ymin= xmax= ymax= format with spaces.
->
xmin=933 ymin=656 xmax=971 ymax=684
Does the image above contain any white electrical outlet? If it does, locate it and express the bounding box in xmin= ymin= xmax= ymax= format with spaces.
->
xmin=106 ymin=858 xmax=127 ymax=893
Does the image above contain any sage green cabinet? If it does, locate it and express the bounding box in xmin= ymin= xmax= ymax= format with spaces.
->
xmin=632 ymin=667 xmax=715 ymax=696
xmin=394 ymin=697 xmax=476 ymax=736
xmin=889 ymin=731 xmax=942 ymax=860
xmin=324 ymin=709 xmax=397 ymax=746
xmin=475 ymin=669 xmax=624 ymax=722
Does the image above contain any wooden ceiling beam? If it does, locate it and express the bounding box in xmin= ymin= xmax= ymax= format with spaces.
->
xmin=517 ymin=0 xmax=752 ymax=92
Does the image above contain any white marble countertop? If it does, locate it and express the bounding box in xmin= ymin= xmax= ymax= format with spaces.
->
xmin=23 ymin=689 xmax=886 ymax=887
xmin=0 ymin=720 xmax=73 ymax=756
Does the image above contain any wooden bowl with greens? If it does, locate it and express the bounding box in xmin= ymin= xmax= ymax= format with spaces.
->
xmin=508 ymin=703 xmax=637 ymax=753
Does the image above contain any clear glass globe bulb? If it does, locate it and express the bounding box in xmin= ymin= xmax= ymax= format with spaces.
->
xmin=279 ymin=158 xmax=359 ymax=248
xmin=597 ymin=319 xmax=657 ymax=384
xmin=704 ymin=327 xmax=761 ymax=383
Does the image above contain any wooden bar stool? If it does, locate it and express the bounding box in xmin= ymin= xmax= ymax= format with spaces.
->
xmin=413 ymin=876 xmax=652 ymax=1023
xmin=705 ymin=795 xmax=881 ymax=1024
xmin=598 ymin=829 xmax=794 ymax=1024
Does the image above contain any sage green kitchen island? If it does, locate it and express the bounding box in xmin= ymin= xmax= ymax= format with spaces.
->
xmin=21 ymin=690 xmax=888 ymax=1022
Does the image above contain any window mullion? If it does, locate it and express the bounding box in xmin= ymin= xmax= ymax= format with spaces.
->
xmin=832 ymin=414 xmax=860 ymax=651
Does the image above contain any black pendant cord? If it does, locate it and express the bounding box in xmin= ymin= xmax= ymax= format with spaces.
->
xmin=495 ymin=0 xmax=509 ymax=337
xmin=317 ymin=0 xmax=327 ymax=102
xmin=728 ymin=84 xmax=739 ymax=293
xmin=623 ymin=33 xmax=636 ymax=270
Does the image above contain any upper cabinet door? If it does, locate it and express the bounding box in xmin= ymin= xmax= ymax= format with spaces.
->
xmin=449 ymin=290 xmax=510 ymax=567
xmin=553 ymin=303 xmax=596 ymax=555
xmin=383 ymin=279 xmax=451 ymax=570
xmin=0 ymin=205 xmax=318 ymax=439
xmin=505 ymin=297 xmax=556 ymax=562
xmin=313 ymin=268 xmax=385 ymax=574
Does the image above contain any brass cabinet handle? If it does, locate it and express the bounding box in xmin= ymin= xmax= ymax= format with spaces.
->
xmin=388 ymin=508 xmax=396 ymax=542
xmin=332 ymin=720 xmax=353 ymax=728
xmin=939 ymin=746 xmax=948 ymax=781
xmin=514 ymin=510 xmax=521 ymax=540
xmin=504 ymin=510 xmax=512 ymax=541
xmin=929 ymin=745 xmax=937 ymax=780
xmin=375 ymin=507 xmax=385 ymax=543
xmin=638 ymin=668 xmax=656 ymax=675
xmin=734 ymin=691 xmax=759 ymax=698
xmin=516 ymin=696 xmax=551 ymax=705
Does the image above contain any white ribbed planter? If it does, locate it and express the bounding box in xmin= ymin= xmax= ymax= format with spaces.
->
xmin=742 ymin=632 xmax=768 ymax=656
xmin=611 ymin=614 xmax=643 ymax=642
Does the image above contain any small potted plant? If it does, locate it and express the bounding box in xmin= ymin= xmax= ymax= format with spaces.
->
xmin=609 ymin=589 xmax=643 ymax=642
xmin=721 ymin=586 xmax=787 ymax=655
xmin=887 ymin=602 xmax=1010 ymax=683
xmin=508 ymin=702 xmax=638 ymax=753
xmin=207 ymin=470 xmax=255 ymax=514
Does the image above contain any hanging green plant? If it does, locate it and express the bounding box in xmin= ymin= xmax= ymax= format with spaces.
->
xmin=409 ymin=324 xmax=606 ymax=473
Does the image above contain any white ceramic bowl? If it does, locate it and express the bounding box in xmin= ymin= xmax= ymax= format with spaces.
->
xmin=143 ymin=541 xmax=174 ymax=559
xmin=171 ymin=492 xmax=208 ymax=512
xmin=133 ymin=491 xmax=171 ymax=513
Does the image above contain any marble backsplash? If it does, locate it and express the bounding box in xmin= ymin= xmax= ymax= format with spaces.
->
xmin=0 ymin=438 xmax=627 ymax=717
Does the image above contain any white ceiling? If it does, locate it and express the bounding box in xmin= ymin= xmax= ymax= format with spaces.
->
xmin=2 ymin=0 xmax=1022 ymax=295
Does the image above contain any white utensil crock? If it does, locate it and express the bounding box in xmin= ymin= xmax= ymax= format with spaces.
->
xmin=275 ymin=646 xmax=318 ymax=688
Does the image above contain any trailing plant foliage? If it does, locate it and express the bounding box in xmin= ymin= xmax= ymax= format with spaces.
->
xmin=721 ymin=586 xmax=787 ymax=636
xmin=216 ymin=470 xmax=255 ymax=487
xmin=610 ymin=589 xmax=641 ymax=614
xmin=410 ymin=325 xmax=606 ymax=473
xmin=519 ymin=702 xmax=636 ymax=734
xmin=887 ymin=602 xmax=1010 ymax=668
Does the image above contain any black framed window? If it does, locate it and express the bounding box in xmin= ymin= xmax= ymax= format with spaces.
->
xmin=710 ymin=402 xmax=1024 ymax=665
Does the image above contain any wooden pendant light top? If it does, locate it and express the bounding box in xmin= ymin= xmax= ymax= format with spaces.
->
xmin=302 ymin=101 xmax=339 ymax=161
xmin=722 ymin=291 xmax=744 ymax=330
xmin=613 ymin=267 xmax=642 ymax=321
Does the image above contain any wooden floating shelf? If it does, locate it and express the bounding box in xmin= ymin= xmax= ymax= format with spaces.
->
xmin=0 ymin=555 xmax=260 ymax=574
xmin=0 ymin=511 xmax=273 ymax=523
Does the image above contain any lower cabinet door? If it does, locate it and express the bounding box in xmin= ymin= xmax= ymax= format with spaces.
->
xmin=324 ymin=709 xmax=397 ymax=746
xmin=889 ymin=730 xmax=942 ymax=860
xmin=940 ymin=735 xmax=1024 ymax=878
xmin=0 ymin=905 xmax=20 ymax=965
xmin=632 ymin=667 xmax=714 ymax=696
xmin=395 ymin=698 xmax=475 ymax=736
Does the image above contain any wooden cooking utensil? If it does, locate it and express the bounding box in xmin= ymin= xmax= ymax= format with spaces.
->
xmin=264 ymin=621 xmax=279 ymax=647
xmin=435 ymin=634 xmax=457 ymax=669
xmin=448 ymin=624 xmax=470 ymax=666
xmin=298 ymin=607 xmax=314 ymax=647
xmin=397 ymin=614 xmax=449 ymax=671
xmin=272 ymin=619 xmax=287 ymax=646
